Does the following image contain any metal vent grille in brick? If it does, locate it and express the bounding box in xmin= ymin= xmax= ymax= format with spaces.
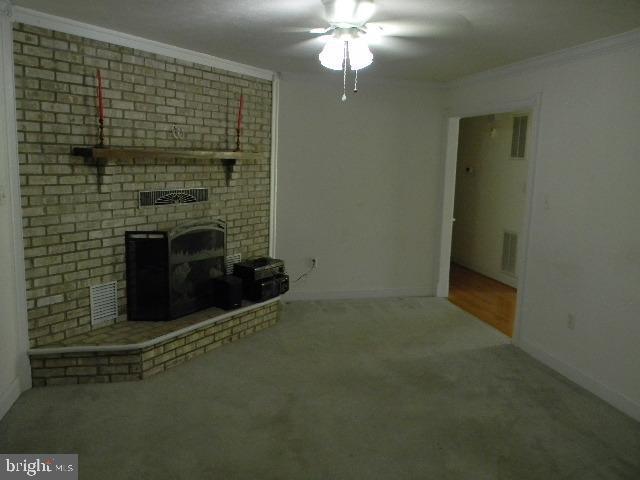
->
xmin=90 ymin=281 xmax=118 ymax=326
xmin=139 ymin=188 xmax=209 ymax=207
xmin=225 ymin=253 xmax=242 ymax=275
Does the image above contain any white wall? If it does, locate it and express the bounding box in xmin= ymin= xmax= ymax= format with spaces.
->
xmin=446 ymin=37 xmax=640 ymax=420
xmin=276 ymin=73 xmax=444 ymax=300
xmin=0 ymin=4 xmax=30 ymax=420
xmin=452 ymin=113 xmax=529 ymax=286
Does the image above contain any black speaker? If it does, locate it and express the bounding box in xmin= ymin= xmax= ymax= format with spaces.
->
xmin=211 ymin=275 xmax=243 ymax=310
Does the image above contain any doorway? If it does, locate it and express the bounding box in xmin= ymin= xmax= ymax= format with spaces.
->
xmin=440 ymin=110 xmax=535 ymax=338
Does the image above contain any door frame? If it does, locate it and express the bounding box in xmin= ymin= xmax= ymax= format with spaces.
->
xmin=435 ymin=93 xmax=543 ymax=344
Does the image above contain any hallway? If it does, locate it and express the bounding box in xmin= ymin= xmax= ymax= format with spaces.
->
xmin=448 ymin=263 xmax=517 ymax=337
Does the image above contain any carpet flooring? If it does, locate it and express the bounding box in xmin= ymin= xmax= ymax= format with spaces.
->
xmin=1 ymin=298 xmax=639 ymax=479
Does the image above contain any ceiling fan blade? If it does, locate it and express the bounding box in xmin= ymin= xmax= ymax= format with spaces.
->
xmin=310 ymin=27 xmax=332 ymax=34
xmin=284 ymin=37 xmax=330 ymax=56
xmin=369 ymin=36 xmax=426 ymax=58
xmin=367 ymin=15 xmax=472 ymax=39
xmin=278 ymin=26 xmax=327 ymax=33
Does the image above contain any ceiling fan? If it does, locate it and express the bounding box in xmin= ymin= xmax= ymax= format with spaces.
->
xmin=308 ymin=0 xmax=379 ymax=100
xmin=301 ymin=0 xmax=471 ymax=100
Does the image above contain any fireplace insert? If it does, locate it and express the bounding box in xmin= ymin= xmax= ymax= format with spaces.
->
xmin=125 ymin=220 xmax=226 ymax=320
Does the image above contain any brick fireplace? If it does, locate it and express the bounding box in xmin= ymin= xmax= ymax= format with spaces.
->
xmin=13 ymin=23 xmax=279 ymax=385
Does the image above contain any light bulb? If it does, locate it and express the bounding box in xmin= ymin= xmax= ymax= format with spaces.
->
xmin=348 ymin=37 xmax=373 ymax=70
xmin=319 ymin=38 xmax=346 ymax=70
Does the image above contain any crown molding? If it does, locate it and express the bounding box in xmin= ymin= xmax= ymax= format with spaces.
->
xmin=0 ymin=0 xmax=12 ymax=18
xmin=12 ymin=6 xmax=275 ymax=81
xmin=449 ymin=27 xmax=640 ymax=89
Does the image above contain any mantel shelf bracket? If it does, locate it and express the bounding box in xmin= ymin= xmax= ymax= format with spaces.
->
xmin=221 ymin=158 xmax=236 ymax=186
xmin=72 ymin=147 xmax=107 ymax=188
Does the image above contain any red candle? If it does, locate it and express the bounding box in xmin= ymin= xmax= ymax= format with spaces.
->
xmin=96 ymin=69 xmax=104 ymax=122
xmin=237 ymin=94 xmax=244 ymax=133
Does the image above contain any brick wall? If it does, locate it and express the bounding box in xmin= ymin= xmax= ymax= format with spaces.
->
xmin=13 ymin=24 xmax=273 ymax=347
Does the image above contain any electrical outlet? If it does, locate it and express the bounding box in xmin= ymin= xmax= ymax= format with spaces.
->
xmin=567 ymin=313 xmax=576 ymax=330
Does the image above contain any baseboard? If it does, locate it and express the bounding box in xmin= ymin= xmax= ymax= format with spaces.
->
xmin=284 ymin=288 xmax=432 ymax=302
xmin=520 ymin=339 xmax=640 ymax=422
xmin=0 ymin=376 xmax=22 ymax=420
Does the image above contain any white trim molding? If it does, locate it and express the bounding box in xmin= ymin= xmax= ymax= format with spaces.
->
xmin=0 ymin=0 xmax=12 ymax=18
xmin=269 ymin=74 xmax=280 ymax=257
xmin=285 ymin=288 xmax=431 ymax=302
xmin=435 ymin=117 xmax=460 ymax=298
xmin=450 ymin=27 xmax=640 ymax=88
xmin=13 ymin=6 xmax=275 ymax=81
xmin=520 ymin=339 xmax=640 ymax=423
xmin=1 ymin=0 xmax=31 ymax=418
xmin=0 ymin=377 xmax=22 ymax=420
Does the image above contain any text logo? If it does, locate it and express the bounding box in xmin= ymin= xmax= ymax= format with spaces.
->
xmin=1 ymin=455 xmax=77 ymax=479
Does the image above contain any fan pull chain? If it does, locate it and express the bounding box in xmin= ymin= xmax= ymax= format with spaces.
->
xmin=341 ymin=41 xmax=348 ymax=102
xmin=354 ymin=70 xmax=358 ymax=93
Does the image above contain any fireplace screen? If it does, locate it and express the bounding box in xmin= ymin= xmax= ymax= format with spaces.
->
xmin=125 ymin=220 xmax=226 ymax=321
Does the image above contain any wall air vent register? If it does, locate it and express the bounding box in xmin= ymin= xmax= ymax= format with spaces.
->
xmin=139 ymin=188 xmax=209 ymax=207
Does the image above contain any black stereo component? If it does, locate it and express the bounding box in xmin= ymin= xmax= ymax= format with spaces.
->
xmin=211 ymin=275 xmax=243 ymax=310
xmin=233 ymin=257 xmax=285 ymax=282
xmin=278 ymin=273 xmax=290 ymax=295
xmin=244 ymin=273 xmax=289 ymax=302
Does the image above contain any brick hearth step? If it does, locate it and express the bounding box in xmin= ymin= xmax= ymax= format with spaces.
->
xmin=28 ymin=298 xmax=280 ymax=387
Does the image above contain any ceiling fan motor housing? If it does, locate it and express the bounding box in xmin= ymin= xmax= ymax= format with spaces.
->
xmin=322 ymin=0 xmax=376 ymax=27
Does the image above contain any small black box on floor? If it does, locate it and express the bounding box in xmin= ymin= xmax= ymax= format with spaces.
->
xmin=244 ymin=273 xmax=289 ymax=302
xmin=211 ymin=275 xmax=243 ymax=310
xmin=277 ymin=273 xmax=289 ymax=295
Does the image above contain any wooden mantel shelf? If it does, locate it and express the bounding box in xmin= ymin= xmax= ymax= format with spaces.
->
xmin=71 ymin=146 xmax=263 ymax=161
xmin=71 ymin=146 xmax=265 ymax=186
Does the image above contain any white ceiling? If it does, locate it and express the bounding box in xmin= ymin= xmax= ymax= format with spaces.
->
xmin=14 ymin=0 xmax=640 ymax=81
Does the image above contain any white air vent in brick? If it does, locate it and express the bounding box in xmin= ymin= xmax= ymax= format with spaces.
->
xmin=225 ymin=253 xmax=242 ymax=275
xmin=139 ymin=188 xmax=208 ymax=207
xmin=501 ymin=232 xmax=518 ymax=275
xmin=510 ymin=115 xmax=528 ymax=158
xmin=90 ymin=281 xmax=118 ymax=326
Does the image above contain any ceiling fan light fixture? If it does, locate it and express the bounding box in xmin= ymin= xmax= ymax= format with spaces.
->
xmin=319 ymin=37 xmax=346 ymax=70
xmin=348 ymin=37 xmax=373 ymax=70
xmin=317 ymin=1 xmax=377 ymax=100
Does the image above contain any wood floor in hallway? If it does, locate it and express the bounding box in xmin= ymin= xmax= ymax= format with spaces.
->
xmin=448 ymin=263 xmax=517 ymax=337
